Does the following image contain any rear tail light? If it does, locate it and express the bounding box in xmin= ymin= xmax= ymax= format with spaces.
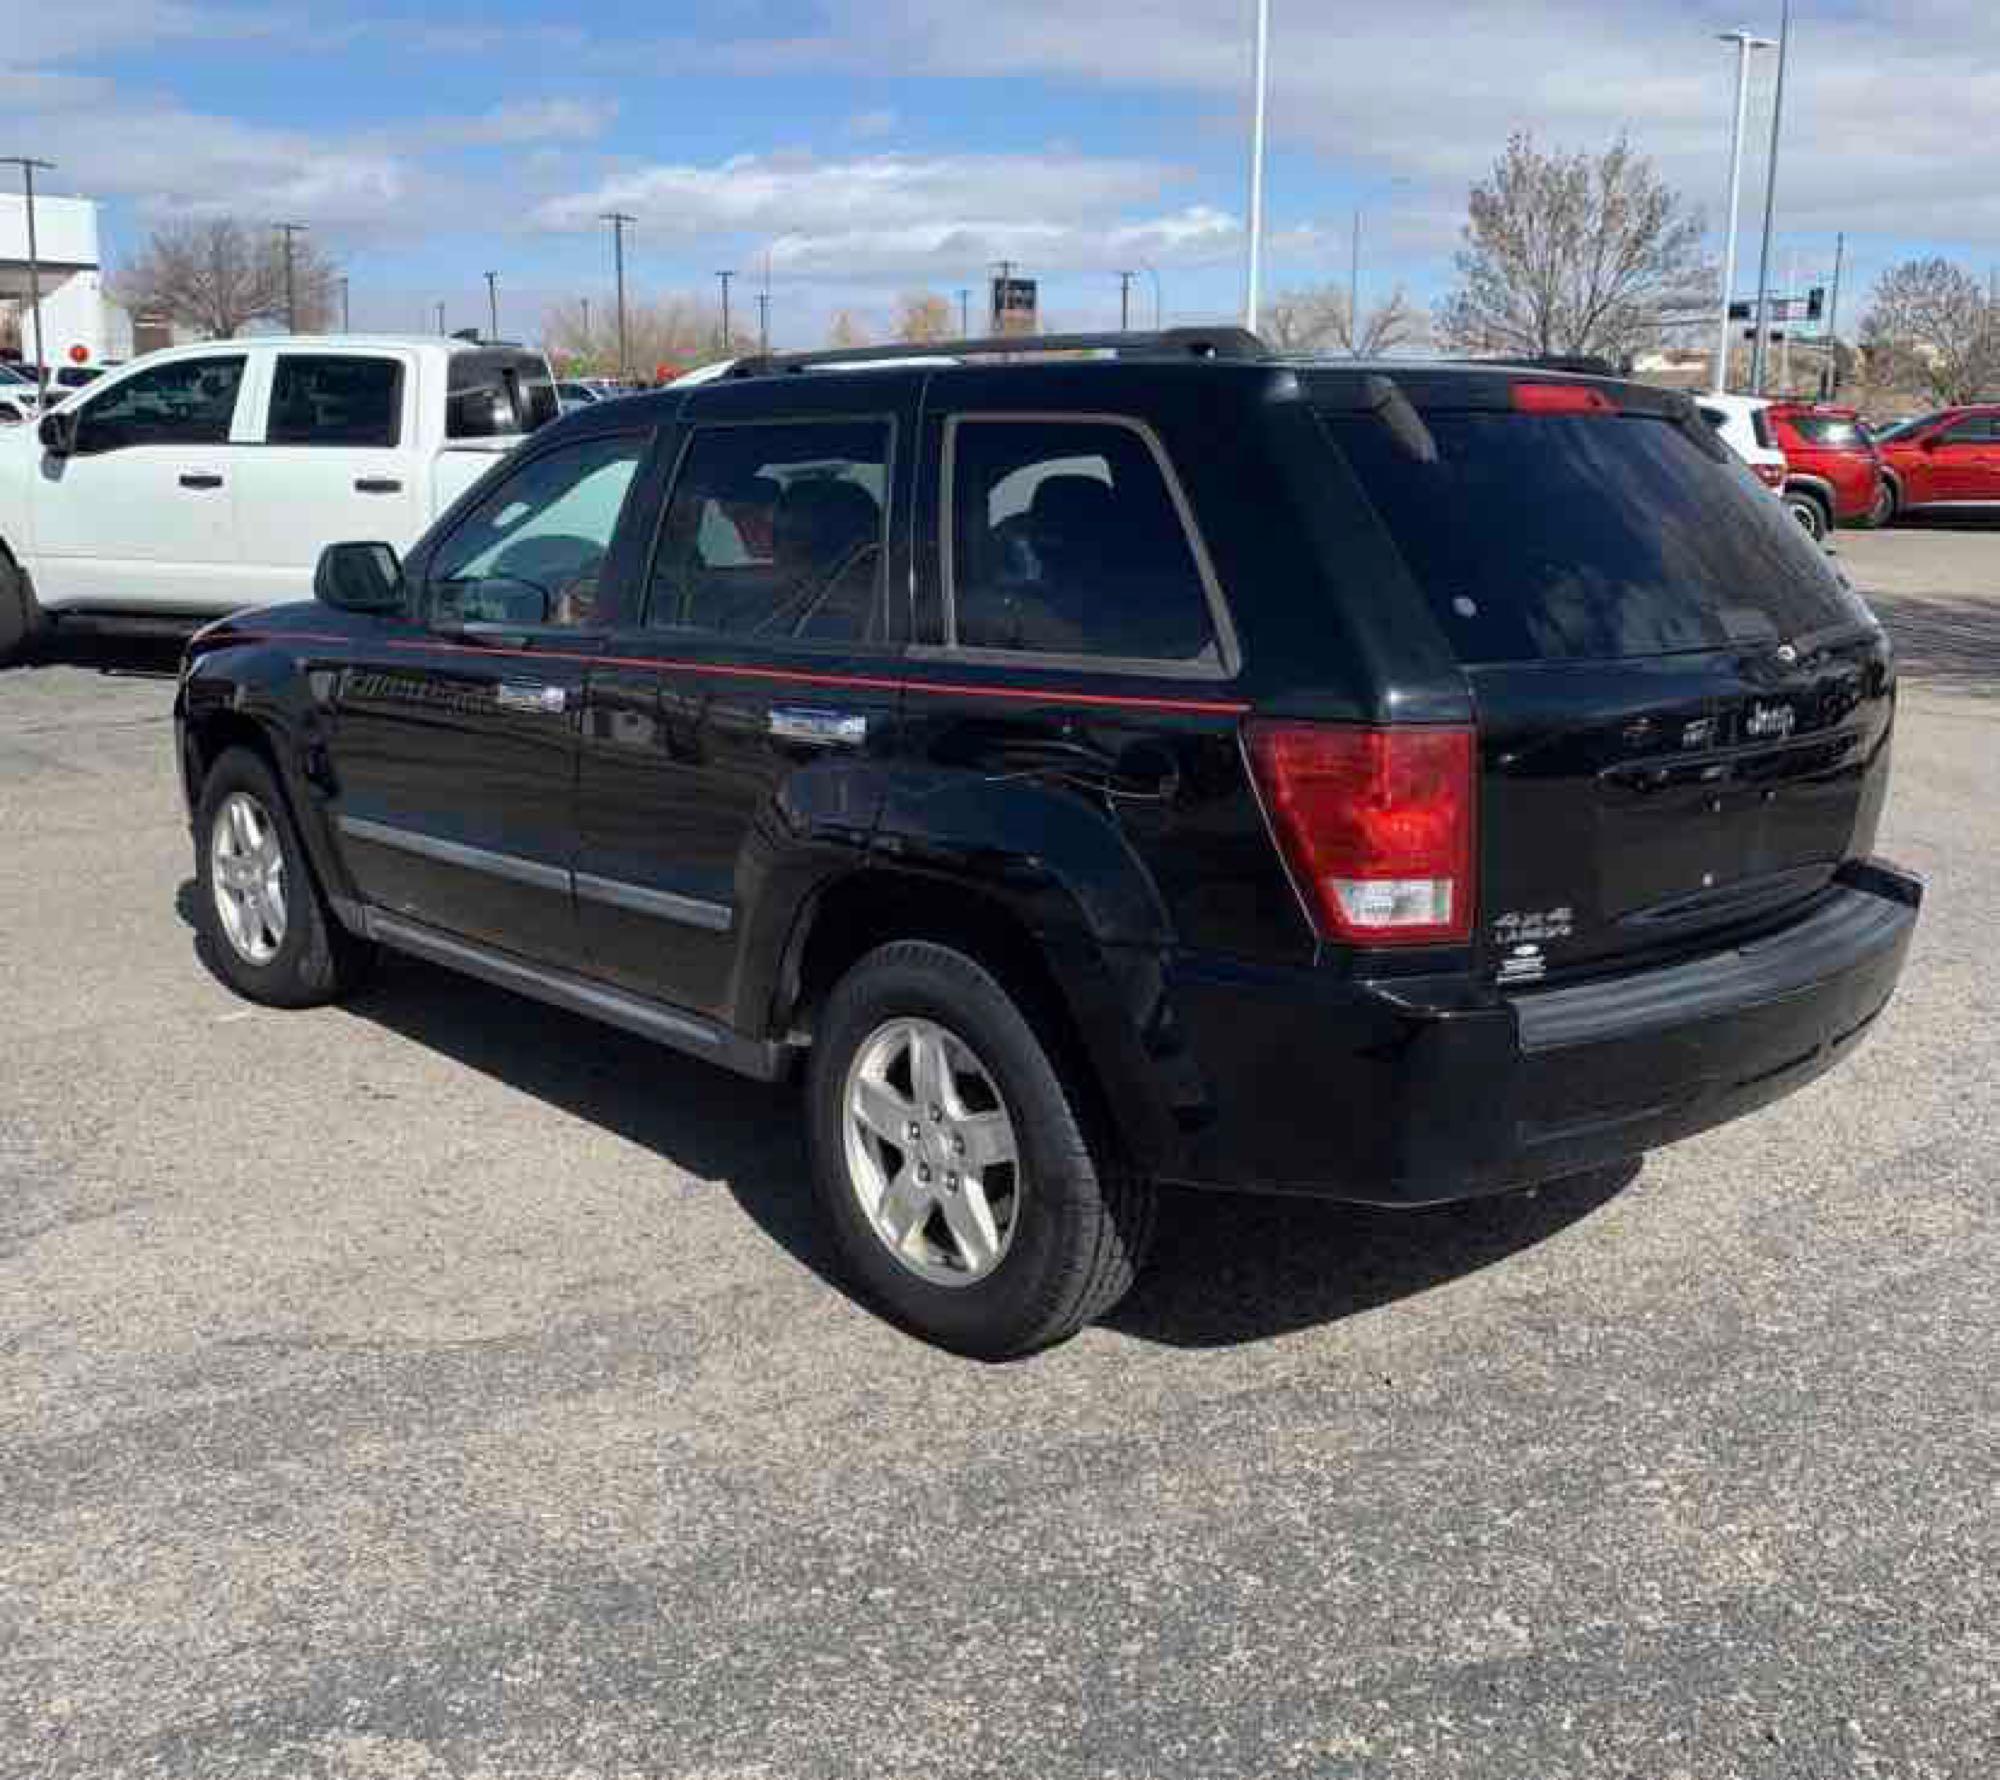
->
xmin=1511 ymin=382 xmax=1617 ymax=416
xmin=1756 ymin=462 xmax=1787 ymax=489
xmin=1246 ymin=723 xmax=1476 ymax=946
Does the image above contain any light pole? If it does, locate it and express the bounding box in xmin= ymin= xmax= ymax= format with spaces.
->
xmin=715 ymin=269 xmax=735 ymax=350
xmin=275 ymin=221 xmax=308 ymax=332
xmin=1713 ymin=29 xmax=1774 ymax=394
xmin=1824 ymin=230 xmax=1846 ymax=399
xmin=1141 ymin=263 xmax=1164 ymax=329
xmin=601 ymin=211 xmax=634 ymax=380
xmin=484 ymin=270 xmax=499 ymax=339
xmin=1118 ymin=270 xmax=1137 ymax=331
xmin=957 ymin=288 xmax=970 ymax=337
xmin=337 ymin=275 xmax=350 ymax=332
xmin=1244 ymin=0 xmax=1271 ymax=332
xmin=434 ymin=300 xmax=445 ymax=335
xmin=1347 ymin=177 xmax=1407 ymax=357
xmin=756 ymin=290 xmax=770 ymax=356
xmin=1749 ymin=0 xmax=1792 ymax=395
xmin=1 ymin=157 xmax=54 ymax=400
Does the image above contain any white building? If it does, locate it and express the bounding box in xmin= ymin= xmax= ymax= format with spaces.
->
xmin=0 ymin=193 xmax=135 ymax=371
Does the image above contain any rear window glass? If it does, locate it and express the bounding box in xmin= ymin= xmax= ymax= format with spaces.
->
xmin=447 ymin=352 xmax=558 ymax=439
xmin=269 ymin=355 xmax=402 ymax=447
xmin=1785 ymin=413 xmax=1869 ymax=448
xmin=1323 ymin=408 xmax=1872 ymax=663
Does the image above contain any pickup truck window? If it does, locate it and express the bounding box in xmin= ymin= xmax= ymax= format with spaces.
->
xmin=428 ymin=434 xmax=646 ymax=629
xmin=944 ymin=416 xmax=1219 ymax=666
xmin=646 ymin=420 xmax=890 ymax=643
xmin=268 ymin=355 xmax=403 ymax=448
xmin=72 ymin=355 xmax=246 ymax=455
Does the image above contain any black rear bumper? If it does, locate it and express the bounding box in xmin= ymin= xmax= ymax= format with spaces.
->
xmin=1161 ymin=859 xmax=1922 ymax=1203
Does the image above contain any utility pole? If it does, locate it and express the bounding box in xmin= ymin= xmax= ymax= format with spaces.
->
xmin=756 ymin=290 xmax=770 ymax=356
xmin=1825 ymin=231 xmax=1846 ymax=399
xmin=1118 ymin=270 xmax=1136 ymax=331
xmin=275 ymin=221 xmax=309 ymax=332
xmin=580 ymin=294 xmax=590 ymax=350
xmin=601 ymin=211 xmax=634 ymax=381
xmin=715 ymin=269 xmax=735 ymax=350
xmin=1749 ymin=0 xmax=1792 ymax=395
xmin=1244 ymin=0 xmax=1271 ymax=331
xmin=484 ymin=270 xmax=499 ymax=339
xmin=1714 ymin=29 xmax=1775 ymax=394
xmin=1142 ymin=264 xmax=1163 ymax=329
xmin=337 ymin=275 xmax=350 ymax=332
xmin=434 ymin=300 xmax=445 ymax=335
xmin=1781 ymin=250 xmax=1797 ymax=394
xmin=2 ymin=157 xmax=55 ymax=400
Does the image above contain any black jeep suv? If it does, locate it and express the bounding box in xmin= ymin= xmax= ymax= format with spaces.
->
xmin=176 ymin=330 xmax=1922 ymax=1356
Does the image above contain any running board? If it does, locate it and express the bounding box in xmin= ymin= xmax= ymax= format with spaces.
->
xmin=361 ymin=909 xmax=792 ymax=1082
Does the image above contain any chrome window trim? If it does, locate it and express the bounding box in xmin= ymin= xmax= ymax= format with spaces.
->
xmin=574 ymin=872 xmax=733 ymax=932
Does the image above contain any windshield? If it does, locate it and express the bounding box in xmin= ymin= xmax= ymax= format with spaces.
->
xmin=1322 ymin=407 xmax=1874 ymax=664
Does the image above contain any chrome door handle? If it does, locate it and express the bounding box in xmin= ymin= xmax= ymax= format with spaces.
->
xmin=769 ymin=707 xmax=869 ymax=747
xmin=354 ymin=477 xmax=404 ymax=494
xmin=495 ymin=682 xmax=568 ymax=715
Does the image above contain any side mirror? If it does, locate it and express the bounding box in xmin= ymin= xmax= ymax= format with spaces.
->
xmin=37 ymin=409 xmax=76 ymax=457
xmin=314 ymin=541 xmax=405 ymax=614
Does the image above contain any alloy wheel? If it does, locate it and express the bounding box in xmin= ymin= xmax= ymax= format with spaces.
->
xmin=842 ymin=1017 xmax=1022 ymax=1287
xmin=210 ymin=791 xmax=288 ymax=965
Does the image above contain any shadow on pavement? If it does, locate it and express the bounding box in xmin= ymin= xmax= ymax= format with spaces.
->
xmin=19 ymin=632 xmax=185 ymax=679
xmin=1865 ymin=589 xmax=2000 ymax=698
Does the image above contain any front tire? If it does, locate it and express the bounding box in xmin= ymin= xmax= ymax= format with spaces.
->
xmin=0 ymin=547 xmax=45 ymax=667
xmin=193 ymin=746 xmax=374 ymax=1008
xmin=807 ymin=941 xmax=1155 ymax=1357
xmin=1858 ymin=478 xmax=1898 ymax=529
xmin=1782 ymin=487 xmax=1829 ymax=543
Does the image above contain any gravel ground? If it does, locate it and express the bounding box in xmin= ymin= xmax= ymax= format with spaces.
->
xmin=2 ymin=529 xmax=1995 ymax=1780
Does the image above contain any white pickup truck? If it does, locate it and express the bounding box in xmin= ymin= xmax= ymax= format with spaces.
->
xmin=0 ymin=335 xmax=556 ymax=663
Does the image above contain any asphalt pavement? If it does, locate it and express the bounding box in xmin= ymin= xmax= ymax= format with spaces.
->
xmin=2 ymin=530 xmax=1995 ymax=1779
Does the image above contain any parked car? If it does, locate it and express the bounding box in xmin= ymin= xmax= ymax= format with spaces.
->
xmin=1695 ymin=394 xmax=1788 ymax=494
xmin=1764 ymin=403 xmax=1886 ymax=539
xmin=555 ymin=380 xmax=602 ymax=415
xmin=0 ymin=335 xmax=557 ymax=661
xmin=173 ymin=334 xmax=1920 ymax=1356
xmin=1874 ymin=406 xmax=2000 ymax=521
xmin=0 ymin=391 xmax=36 ymax=427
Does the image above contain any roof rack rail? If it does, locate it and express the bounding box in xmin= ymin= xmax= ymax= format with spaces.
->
xmin=724 ymin=326 xmax=1267 ymax=379
xmin=1473 ymin=353 xmax=1625 ymax=378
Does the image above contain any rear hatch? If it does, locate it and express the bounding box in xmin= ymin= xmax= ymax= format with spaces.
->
xmin=1320 ymin=375 xmax=1894 ymax=985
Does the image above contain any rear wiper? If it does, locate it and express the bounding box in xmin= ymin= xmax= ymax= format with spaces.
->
xmin=1360 ymin=373 xmax=1439 ymax=465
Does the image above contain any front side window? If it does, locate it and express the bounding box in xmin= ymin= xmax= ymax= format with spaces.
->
xmin=268 ymin=355 xmax=403 ymax=447
xmin=647 ymin=419 xmax=890 ymax=643
xmin=73 ymin=356 xmax=246 ymax=454
xmin=429 ymin=434 xmax=645 ymax=629
xmin=946 ymin=418 xmax=1220 ymax=666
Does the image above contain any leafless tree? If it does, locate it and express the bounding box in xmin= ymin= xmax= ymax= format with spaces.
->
xmin=116 ymin=218 xmax=340 ymax=338
xmin=543 ymin=295 xmax=750 ymax=378
xmin=895 ymin=292 xmax=954 ymax=344
xmin=1434 ymin=133 xmax=1711 ymax=363
xmin=1861 ymin=258 xmax=2000 ymax=405
xmin=828 ymin=310 xmax=874 ymax=349
xmin=1262 ymin=283 xmax=1427 ymax=357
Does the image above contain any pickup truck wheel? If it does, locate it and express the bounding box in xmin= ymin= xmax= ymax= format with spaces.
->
xmin=807 ymin=941 xmax=1155 ymax=1358
xmin=194 ymin=747 xmax=374 ymax=1008
xmin=0 ymin=547 xmax=44 ymax=667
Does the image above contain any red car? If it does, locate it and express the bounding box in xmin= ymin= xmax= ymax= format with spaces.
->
xmin=1875 ymin=406 xmax=2000 ymax=523
xmin=1765 ymin=404 xmax=1885 ymax=541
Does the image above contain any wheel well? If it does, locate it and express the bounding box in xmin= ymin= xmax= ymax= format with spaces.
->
xmin=785 ymin=870 xmax=1115 ymax=1130
xmin=182 ymin=708 xmax=280 ymax=801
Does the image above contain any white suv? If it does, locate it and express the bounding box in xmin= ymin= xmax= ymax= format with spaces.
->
xmin=0 ymin=335 xmax=555 ymax=662
xmin=1696 ymin=393 xmax=1789 ymax=495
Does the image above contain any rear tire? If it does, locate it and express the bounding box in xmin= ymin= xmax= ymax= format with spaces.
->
xmin=1858 ymin=478 xmax=1897 ymax=529
xmin=1782 ymin=488 xmax=1829 ymax=544
xmin=806 ymin=941 xmax=1155 ymax=1358
xmin=0 ymin=547 xmax=44 ymax=667
xmin=193 ymin=746 xmax=375 ymax=1008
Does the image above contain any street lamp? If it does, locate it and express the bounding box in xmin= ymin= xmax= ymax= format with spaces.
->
xmin=337 ymin=275 xmax=350 ymax=332
xmin=1244 ymin=0 xmax=1272 ymax=331
xmin=601 ymin=212 xmax=634 ymax=380
xmin=484 ymin=270 xmax=499 ymax=340
xmin=1714 ymin=29 xmax=1775 ymax=393
xmin=1749 ymin=0 xmax=1793 ymax=394
xmin=275 ymin=222 xmax=308 ymax=332
xmin=1 ymin=157 xmax=55 ymax=400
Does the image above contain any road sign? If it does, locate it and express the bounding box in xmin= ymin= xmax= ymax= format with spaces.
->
xmin=991 ymin=276 xmax=1037 ymax=335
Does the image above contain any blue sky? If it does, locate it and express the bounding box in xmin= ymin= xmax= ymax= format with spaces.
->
xmin=14 ymin=1 xmax=2000 ymax=346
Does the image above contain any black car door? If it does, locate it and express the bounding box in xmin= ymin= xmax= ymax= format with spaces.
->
xmin=326 ymin=426 xmax=656 ymax=970
xmin=574 ymin=373 xmax=920 ymax=1022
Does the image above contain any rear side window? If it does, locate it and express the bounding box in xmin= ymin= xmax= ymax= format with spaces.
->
xmin=1940 ymin=414 xmax=1999 ymax=444
xmin=1324 ymin=408 xmax=1872 ymax=663
xmin=268 ymin=355 xmax=402 ymax=447
xmin=647 ymin=419 xmax=890 ymax=644
xmin=946 ymin=417 xmax=1220 ymax=667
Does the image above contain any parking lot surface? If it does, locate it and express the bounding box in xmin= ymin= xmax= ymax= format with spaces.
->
xmin=3 ymin=528 xmax=1995 ymax=1780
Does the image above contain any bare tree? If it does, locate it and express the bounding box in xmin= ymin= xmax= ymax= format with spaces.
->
xmin=543 ymin=295 xmax=749 ymax=378
xmin=1262 ymin=283 xmax=1427 ymax=357
xmin=828 ymin=310 xmax=873 ymax=349
xmin=1434 ymin=133 xmax=1711 ymax=363
xmin=1861 ymin=258 xmax=1999 ymax=405
xmin=895 ymin=292 xmax=953 ymax=344
xmin=116 ymin=218 xmax=340 ymax=338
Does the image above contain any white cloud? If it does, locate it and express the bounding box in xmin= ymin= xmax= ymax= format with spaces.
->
xmin=402 ymin=98 xmax=618 ymax=150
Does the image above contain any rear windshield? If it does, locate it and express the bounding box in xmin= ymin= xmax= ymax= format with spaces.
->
xmin=1323 ymin=408 xmax=1872 ymax=663
xmin=446 ymin=350 xmax=559 ymax=439
xmin=1784 ymin=413 xmax=1870 ymax=448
